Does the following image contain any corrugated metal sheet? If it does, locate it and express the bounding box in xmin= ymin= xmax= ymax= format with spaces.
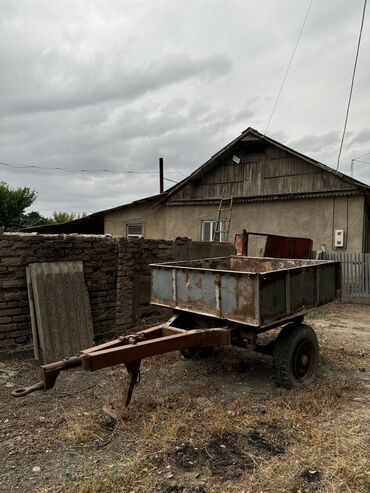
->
xmin=323 ymin=252 xmax=370 ymax=298
xmin=27 ymin=261 xmax=94 ymax=363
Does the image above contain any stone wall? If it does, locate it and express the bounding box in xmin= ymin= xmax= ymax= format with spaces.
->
xmin=0 ymin=233 xmax=235 ymax=359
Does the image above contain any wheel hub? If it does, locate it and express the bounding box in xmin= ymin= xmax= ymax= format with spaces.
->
xmin=300 ymin=354 xmax=309 ymax=367
xmin=293 ymin=340 xmax=315 ymax=381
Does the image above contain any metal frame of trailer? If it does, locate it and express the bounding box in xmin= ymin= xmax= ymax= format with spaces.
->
xmin=13 ymin=256 xmax=341 ymax=405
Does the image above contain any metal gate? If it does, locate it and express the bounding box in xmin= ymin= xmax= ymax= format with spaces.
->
xmin=323 ymin=252 xmax=370 ymax=298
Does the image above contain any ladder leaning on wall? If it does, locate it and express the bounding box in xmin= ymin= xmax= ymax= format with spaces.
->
xmin=213 ymin=191 xmax=234 ymax=242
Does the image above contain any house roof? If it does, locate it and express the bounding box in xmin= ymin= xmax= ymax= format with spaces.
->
xmin=164 ymin=127 xmax=370 ymax=201
xmin=23 ymin=127 xmax=370 ymax=233
xmin=21 ymin=192 xmax=166 ymax=233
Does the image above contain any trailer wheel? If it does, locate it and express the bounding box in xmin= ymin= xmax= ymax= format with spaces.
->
xmin=273 ymin=323 xmax=319 ymax=388
xmin=180 ymin=347 xmax=214 ymax=360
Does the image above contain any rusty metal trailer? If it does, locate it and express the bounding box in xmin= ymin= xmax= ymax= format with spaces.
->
xmin=13 ymin=256 xmax=341 ymax=405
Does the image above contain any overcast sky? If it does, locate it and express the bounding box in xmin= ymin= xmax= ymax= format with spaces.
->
xmin=0 ymin=0 xmax=369 ymax=216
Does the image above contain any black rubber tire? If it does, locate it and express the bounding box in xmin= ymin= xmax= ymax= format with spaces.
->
xmin=180 ymin=347 xmax=214 ymax=360
xmin=273 ymin=323 xmax=319 ymax=388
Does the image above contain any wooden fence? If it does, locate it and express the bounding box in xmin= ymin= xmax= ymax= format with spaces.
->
xmin=323 ymin=252 xmax=370 ymax=298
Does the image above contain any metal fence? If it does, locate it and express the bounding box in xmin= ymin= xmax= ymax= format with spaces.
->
xmin=323 ymin=252 xmax=370 ymax=298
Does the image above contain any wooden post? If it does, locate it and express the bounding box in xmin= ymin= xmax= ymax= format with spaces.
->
xmin=159 ymin=157 xmax=164 ymax=193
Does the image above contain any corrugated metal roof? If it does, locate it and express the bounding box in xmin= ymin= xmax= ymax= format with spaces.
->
xmin=166 ymin=189 xmax=362 ymax=207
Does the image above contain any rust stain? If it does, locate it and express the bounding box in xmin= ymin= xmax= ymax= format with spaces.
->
xmin=195 ymin=277 xmax=203 ymax=289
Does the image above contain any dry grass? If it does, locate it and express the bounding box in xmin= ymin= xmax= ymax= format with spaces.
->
xmin=56 ymin=410 xmax=108 ymax=445
xmin=61 ymin=371 xmax=369 ymax=493
xmin=1 ymin=305 xmax=369 ymax=493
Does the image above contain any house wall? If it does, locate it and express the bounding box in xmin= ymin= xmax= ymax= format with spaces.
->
xmin=104 ymin=195 xmax=365 ymax=253
xmin=104 ymin=202 xmax=166 ymax=238
xmin=364 ymin=202 xmax=370 ymax=253
xmin=165 ymin=195 xmax=364 ymax=252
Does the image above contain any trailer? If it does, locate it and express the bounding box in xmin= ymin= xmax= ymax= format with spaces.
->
xmin=13 ymin=256 xmax=341 ymax=405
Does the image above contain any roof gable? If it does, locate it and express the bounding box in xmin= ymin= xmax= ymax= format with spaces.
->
xmin=165 ymin=127 xmax=369 ymax=203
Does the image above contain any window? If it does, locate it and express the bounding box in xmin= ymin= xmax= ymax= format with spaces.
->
xmin=201 ymin=220 xmax=222 ymax=242
xmin=126 ymin=223 xmax=143 ymax=238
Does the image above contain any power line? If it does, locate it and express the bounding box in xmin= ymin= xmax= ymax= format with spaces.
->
xmin=353 ymin=151 xmax=370 ymax=160
xmin=0 ymin=160 xmax=185 ymax=176
xmin=353 ymin=159 xmax=370 ymax=166
xmin=263 ymin=0 xmax=314 ymax=137
xmin=335 ymin=0 xmax=367 ymax=173
xmin=163 ymin=177 xmax=179 ymax=184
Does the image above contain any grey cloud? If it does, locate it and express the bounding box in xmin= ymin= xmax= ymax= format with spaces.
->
xmin=0 ymin=53 xmax=232 ymax=115
xmin=347 ymin=129 xmax=370 ymax=148
xmin=0 ymin=95 xmax=255 ymax=215
xmin=289 ymin=131 xmax=340 ymax=155
xmin=287 ymin=129 xmax=370 ymax=183
xmin=231 ymin=107 xmax=255 ymax=124
xmin=0 ymin=0 xmax=369 ymax=216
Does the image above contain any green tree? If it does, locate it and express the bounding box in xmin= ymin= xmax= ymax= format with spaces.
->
xmin=21 ymin=211 xmax=52 ymax=229
xmin=0 ymin=181 xmax=37 ymax=231
xmin=50 ymin=211 xmax=87 ymax=224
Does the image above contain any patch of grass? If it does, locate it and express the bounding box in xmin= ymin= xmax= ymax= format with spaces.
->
xmin=56 ymin=410 xmax=108 ymax=445
xmin=64 ymin=456 xmax=156 ymax=493
xmin=63 ymin=370 xmax=369 ymax=493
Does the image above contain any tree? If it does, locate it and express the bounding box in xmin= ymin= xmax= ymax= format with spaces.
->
xmin=21 ymin=211 xmax=52 ymax=229
xmin=0 ymin=181 xmax=37 ymax=231
xmin=0 ymin=180 xmax=87 ymax=230
xmin=50 ymin=211 xmax=87 ymax=224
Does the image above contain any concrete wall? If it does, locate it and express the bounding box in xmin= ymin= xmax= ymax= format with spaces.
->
xmin=365 ymin=203 xmax=370 ymax=253
xmin=0 ymin=234 xmax=234 ymax=359
xmin=104 ymin=195 xmax=365 ymax=253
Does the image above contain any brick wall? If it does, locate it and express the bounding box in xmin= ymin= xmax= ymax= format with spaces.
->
xmin=115 ymin=236 xmax=236 ymax=331
xmin=0 ymin=234 xmax=118 ymax=358
xmin=0 ymin=234 xmax=234 ymax=359
xmin=115 ymin=238 xmax=175 ymax=332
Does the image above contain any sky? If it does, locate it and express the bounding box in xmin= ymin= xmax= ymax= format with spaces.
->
xmin=0 ymin=0 xmax=369 ymax=217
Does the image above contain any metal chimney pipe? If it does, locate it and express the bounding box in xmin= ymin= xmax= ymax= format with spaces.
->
xmin=159 ymin=157 xmax=164 ymax=193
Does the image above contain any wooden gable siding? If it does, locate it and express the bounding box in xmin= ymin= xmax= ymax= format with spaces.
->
xmin=168 ymin=144 xmax=356 ymax=202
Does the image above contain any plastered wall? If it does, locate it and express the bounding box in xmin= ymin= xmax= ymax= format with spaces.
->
xmin=104 ymin=195 xmax=365 ymax=253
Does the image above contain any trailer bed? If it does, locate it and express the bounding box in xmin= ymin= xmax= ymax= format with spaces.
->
xmin=151 ymin=256 xmax=341 ymax=329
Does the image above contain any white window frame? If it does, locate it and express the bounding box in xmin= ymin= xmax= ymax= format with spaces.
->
xmin=201 ymin=220 xmax=223 ymax=242
xmin=126 ymin=223 xmax=144 ymax=238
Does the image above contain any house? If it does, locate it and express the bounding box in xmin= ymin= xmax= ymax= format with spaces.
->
xmin=103 ymin=128 xmax=370 ymax=253
xmin=28 ymin=127 xmax=370 ymax=253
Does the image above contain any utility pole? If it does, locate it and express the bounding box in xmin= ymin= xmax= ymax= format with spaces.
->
xmin=350 ymin=152 xmax=370 ymax=178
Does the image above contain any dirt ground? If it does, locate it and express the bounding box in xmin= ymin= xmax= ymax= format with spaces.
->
xmin=0 ymin=303 xmax=369 ymax=493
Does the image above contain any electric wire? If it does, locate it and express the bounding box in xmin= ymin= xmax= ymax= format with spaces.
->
xmin=0 ymin=160 xmax=180 ymax=184
xmin=0 ymin=160 xmax=185 ymax=175
xmin=353 ymin=151 xmax=370 ymax=160
xmin=163 ymin=177 xmax=179 ymax=184
xmin=263 ymin=0 xmax=314 ymax=137
xmin=330 ymin=0 xmax=367 ymax=247
xmin=0 ymin=160 xmax=183 ymax=184
xmin=335 ymin=0 xmax=367 ymax=174
xmin=352 ymin=159 xmax=370 ymax=166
